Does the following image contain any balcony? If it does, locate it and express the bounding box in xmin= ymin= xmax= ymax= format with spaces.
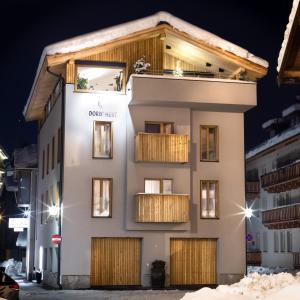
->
xmin=135 ymin=133 xmax=189 ymax=163
xmin=261 ymin=161 xmax=300 ymax=193
xmin=135 ymin=193 xmax=189 ymax=223
xmin=246 ymin=181 xmax=260 ymax=200
xmin=262 ymin=204 xmax=300 ymax=229
xmin=246 ymin=251 xmax=261 ymax=266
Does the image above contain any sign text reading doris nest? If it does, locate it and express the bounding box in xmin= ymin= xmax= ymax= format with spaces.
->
xmin=88 ymin=111 xmax=117 ymax=118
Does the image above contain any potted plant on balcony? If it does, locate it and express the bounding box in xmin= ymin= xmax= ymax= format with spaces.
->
xmin=151 ymin=260 xmax=165 ymax=288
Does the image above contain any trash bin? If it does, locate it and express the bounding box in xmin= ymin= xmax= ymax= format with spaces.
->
xmin=36 ymin=271 xmax=42 ymax=284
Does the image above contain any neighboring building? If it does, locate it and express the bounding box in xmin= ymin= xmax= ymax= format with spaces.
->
xmin=0 ymin=146 xmax=8 ymax=197
xmin=277 ymin=0 xmax=300 ymax=84
xmin=246 ymin=103 xmax=300 ymax=269
xmin=23 ymin=12 xmax=268 ymax=288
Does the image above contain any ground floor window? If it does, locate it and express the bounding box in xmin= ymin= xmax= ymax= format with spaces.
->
xmin=93 ymin=121 xmax=112 ymax=158
xmin=92 ymin=178 xmax=112 ymax=217
xmin=263 ymin=232 xmax=268 ymax=252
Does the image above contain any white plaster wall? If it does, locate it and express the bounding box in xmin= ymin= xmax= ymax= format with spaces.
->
xmin=35 ymin=94 xmax=61 ymax=273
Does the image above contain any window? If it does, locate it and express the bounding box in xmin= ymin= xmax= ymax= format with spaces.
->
xmin=46 ymin=144 xmax=50 ymax=175
xmin=145 ymin=122 xmax=174 ymax=134
xmin=287 ymin=231 xmax=292 ymax=252
xmin=92 ymin=178 xmax=112 ymax=217
xmin=144 ymin=179 xmax=173 ymax=194
xmin=57 ymin=128 xmax=61 ymax=164
xmin=42 ymin=150 xmax=45 ymax=179
xmin=75 ymin=62 xmax=125 ymax=93
xmin=93 ymin=121 xmax=112 ymax=158
xmin=274 ymin=231 xmax=279 ymax=252
xmin=200 ymin=125 xmax=219 ymax=161
xmin=255 ymin=232 xmax=260 ymax=250
xmin=51 ymin=136 xmax=55 ymax=169
xmin=263 ymin=232 xmax=268 ymax=252
xmin=200 ymin=180 xmax=219 ymax=218
xmin=43 ymin=248 xmax=47 ymax=271
xmin=40 ymin=194 xmax=44 ymax=224
xmin=280 ymin=231 xmax=285 ymax=252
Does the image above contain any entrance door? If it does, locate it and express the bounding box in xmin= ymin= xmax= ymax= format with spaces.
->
xmin=91 ymin=237 xmax=141 ymax=286
xmin=170 ymin=238 xmax=217 ymax=285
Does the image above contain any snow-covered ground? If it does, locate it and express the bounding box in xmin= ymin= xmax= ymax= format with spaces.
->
xmin=181 ymin=272 xmax=300 ymax=300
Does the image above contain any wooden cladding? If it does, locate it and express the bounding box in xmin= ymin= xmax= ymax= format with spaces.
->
xmin=66 ymin=36 xmax=164 ymax=84
xmin=135 ymin=133 xmax=189 ymax=163
xmin=246 ymin=181 xmax=260 ymax=194
xmin=261 ymin=161 xmax=300 ymax=193
xmin=136 ymin=194 xmax=189 ymax=223
xmin=90 ymin=237 xmax=141 ymax=286
xmin=246 ymin=251 xmax=261 ymax=266
xmin=262 ymin=204 xmax=300 ymax=229
xmin=170 ymin=238 xmax=217 ymax=285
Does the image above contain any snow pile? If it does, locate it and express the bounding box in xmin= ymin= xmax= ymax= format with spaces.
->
xmin=181 ymin=272 xmax=300 ymax=300
xmin=0 ymin=259 xmax=22 ymax=276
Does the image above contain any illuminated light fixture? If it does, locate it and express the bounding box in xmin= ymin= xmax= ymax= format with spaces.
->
xmin=173 ymin=60 xmax=183 ymax=77
xmin=24 ymin=210 xmax=30 ymax=218
xmin=48 ymin=205 xmax=59 ymax=217
xmin=0 ymin=150 xmax=8 ymax=160
xmin=0 ymin=170 xmax=4 ymax=174
xmin=0 ymin=214 xmax=2 ymax=221
xmin=244 ymin=207 xmax=253 ymax=219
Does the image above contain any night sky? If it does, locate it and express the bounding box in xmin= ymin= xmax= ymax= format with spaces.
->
xmin=0 ymin=0 xmax=299 ymax=155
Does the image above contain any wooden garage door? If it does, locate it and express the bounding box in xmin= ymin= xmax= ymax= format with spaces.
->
xmin=91 ymin=237 xmax=141 ymax=286
xmin=170 ymin=238 xmax=217 ymax=285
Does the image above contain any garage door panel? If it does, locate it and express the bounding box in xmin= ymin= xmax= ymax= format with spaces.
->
xmin=170 ymin=238 xmax=217 ymax=285
xmin=91 ymin=237 xmax=141 ymax=286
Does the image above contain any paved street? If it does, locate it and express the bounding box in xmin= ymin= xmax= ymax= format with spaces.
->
xmin=18 ymin=279 xmax=188 ymax=300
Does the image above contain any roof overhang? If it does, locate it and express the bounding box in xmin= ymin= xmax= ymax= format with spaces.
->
xmin=23 ymin=11 xmax=268 ymax=121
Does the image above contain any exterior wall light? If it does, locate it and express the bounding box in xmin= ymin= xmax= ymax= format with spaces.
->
xmin=244 ymin=207 xmax=253 ymax=219
xmin=48 ymin=205 xmax=59 ymax=217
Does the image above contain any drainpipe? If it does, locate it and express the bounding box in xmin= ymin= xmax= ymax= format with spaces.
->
xmin=46 ymin=67 xmax=65 ymax=289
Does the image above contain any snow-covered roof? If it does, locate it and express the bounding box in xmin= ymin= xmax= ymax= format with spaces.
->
xmin=282 ymin=103 xmax=300 ymax=117
xmin=23 ymin=11 xmax=268 ymax=117
xmin=262 ymin=118 xmax=282 ymax=129
xmin=277 ymin=0 xmax=300 ymax=72
xmin=246 ymin=124 xmax=300 ymax=160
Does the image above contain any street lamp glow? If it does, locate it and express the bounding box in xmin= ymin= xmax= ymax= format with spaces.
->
xmin=24 ymin=210 xmax=30 ymax=218
xmin=244 ymin=207 xmax=253 ymax=219
xmin=48 ymin=205 xmax=59 ymax=217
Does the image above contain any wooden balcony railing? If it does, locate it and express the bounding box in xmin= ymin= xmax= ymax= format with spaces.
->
xmin=293 ymin=252 xmax=300 ymax=269
xmin=246 ymin=251 xmax=261 ymax=265
xmin=262 ymin=204 xmax=300 ymax=229
xmin=261 ymin=161 xmax=300 ymax=193
xmin=135 ymin=133 xmax=189 ymax=163
xmin=136 ymin=193 xmax=189 ymax=223
xmin=246 ymin=181 xmax=260 ymax=198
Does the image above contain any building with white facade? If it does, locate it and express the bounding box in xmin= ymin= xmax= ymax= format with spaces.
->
xmin=23 ymin=12 xmax=268 ymax=288
xmin=246 ymin=103 xmax=300 ymax=269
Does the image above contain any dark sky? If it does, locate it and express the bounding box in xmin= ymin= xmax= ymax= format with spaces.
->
xmin=0 ymin=0 xmax=299 ymax=155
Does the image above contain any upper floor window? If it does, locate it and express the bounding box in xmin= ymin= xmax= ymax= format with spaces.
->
xmin=75 ymin=61 xmax=125 ymax=93
xmin=200 ymin=180 xmax=219 ymax=219
xmin=145 ymin=121 xmax=174 ymax=134
xmin=92 ymin=178 xmax=112 ymax=217
xmin=144 ymin=178 xmax=173 ymax=194
xmin=200 ymin=125 xmax=219 ymax=162
xmin=93 ymin=121 xmax=112 ymax=158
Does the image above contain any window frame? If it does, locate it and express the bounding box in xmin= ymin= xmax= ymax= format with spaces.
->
xmin=92 ymin=121 xmax=113 ymax=159
xmin=42 ymin=150 xmax=45 ymax=179
xmin=74 ymin=60 xmax=126 ymax=94
xmin=91 ymin=178 xmax=113 ymax=218
xmin=51 ymin=136 xmax=55 ymax=170
xmin=145 ymin=121 xmax=174 ymax=134
xmin=144 ymin=178 xmax=173 ymax=194
xmin=200 ymin=180 xmax=219 ymax=219
xmin=46 ymin=143 xmax=50 ymax=175
xmin=200 ymin=125 xmax=219 ymax=162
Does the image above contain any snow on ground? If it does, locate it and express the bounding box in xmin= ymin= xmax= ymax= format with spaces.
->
xmin=181 ymin=272 xmax=300 ymax=300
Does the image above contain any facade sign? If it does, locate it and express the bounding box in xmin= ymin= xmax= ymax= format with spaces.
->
xmin=9 ymin=218 xmax=29 ymax=229
xmin=51 ymin=234 xmax=62 ymax=245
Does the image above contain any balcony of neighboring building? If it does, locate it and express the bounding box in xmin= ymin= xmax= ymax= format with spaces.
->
xmin=261 ymin=160 xmax=300 ymax=193
xmin=262 ymin=204 xmax=300 ymax=229
xmin=135 ymin=122 xmax=189 ymax=163
xmin=246 ymin=181 xmax=260 ymax=200
xmin=135 ymin=178 xmax=189 ymax=223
